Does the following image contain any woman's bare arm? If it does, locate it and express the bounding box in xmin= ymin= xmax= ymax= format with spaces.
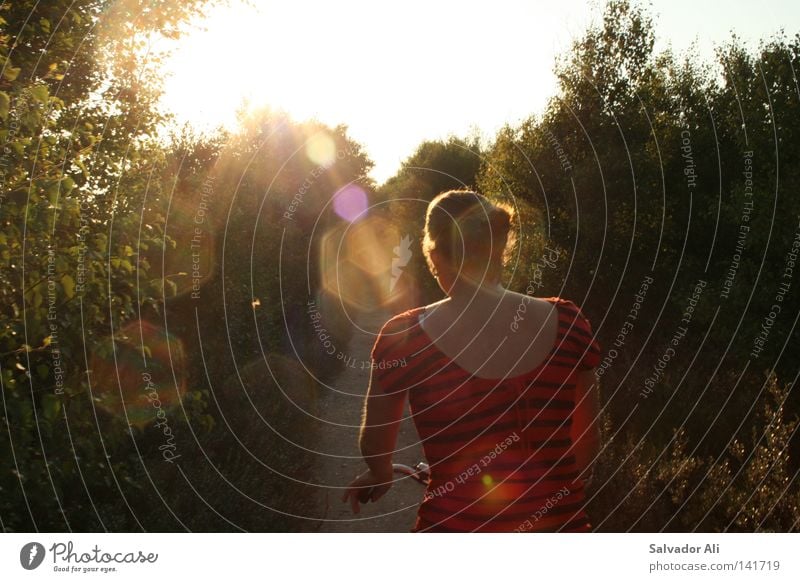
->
xmin=358 ymin=373 xmax=407 ymax=478
xmin=342 ymin=369 xmax=407 ymax=513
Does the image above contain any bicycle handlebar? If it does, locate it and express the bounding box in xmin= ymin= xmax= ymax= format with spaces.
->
xmin=392 ymin=461 xmax=430 ymax=485
xmin=355 ymin=461 xmax=430 ymax=504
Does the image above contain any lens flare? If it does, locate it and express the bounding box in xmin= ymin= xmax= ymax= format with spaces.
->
xmin=90 ymin=321 xmax=187 ymax=427
xmin=332 ymin=184 xmax=367 ymax=222
xmin=305 ymin=133 xmax=336 ymax=167
xmin=318 ymin=216 xmax=420 ymax=311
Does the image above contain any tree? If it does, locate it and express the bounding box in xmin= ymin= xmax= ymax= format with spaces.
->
xmin=478 ymin=0 xmax=800 ymax=531
xmin=378 ymin=135 xmax=484 ymax=304
xmin=0 ymin=0 xmax=216 ymax=531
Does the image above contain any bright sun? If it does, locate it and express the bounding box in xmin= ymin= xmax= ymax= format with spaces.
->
xmin=157 ymin=1 xmax=587 ymax=183
xmin=159 ymin=2 xmax=340 ymax=131
xmin=157 ymin=1 xmax=793 ymax=183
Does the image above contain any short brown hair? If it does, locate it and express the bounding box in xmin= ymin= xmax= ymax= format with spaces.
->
xmin=422 ymin=190 xmax=516 ymax=282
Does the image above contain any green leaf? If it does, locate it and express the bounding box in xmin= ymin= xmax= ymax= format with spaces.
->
xmin=62 ymin=274 xmax=75 ymax=299
xmin=3 ymin=66 xmax=20 ymax=81
xmin=0 ymin=91 xmax=9 ymax=120
xmin=41 ymin=394 xmax=62 ymax=421
xmin=28 ymin=85 xmax=49 ymax=104
xmin=46 ymin=181 xmax=60 ymax=205
xmin=62 ymin=176 xmax=75 ymax=195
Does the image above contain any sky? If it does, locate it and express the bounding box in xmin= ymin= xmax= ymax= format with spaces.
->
xmin=158 ymin=0 xmax=800 ymax=184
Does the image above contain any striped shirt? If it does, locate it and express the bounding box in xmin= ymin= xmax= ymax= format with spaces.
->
xmin=370 ymin=297 xmax=601 ymax=532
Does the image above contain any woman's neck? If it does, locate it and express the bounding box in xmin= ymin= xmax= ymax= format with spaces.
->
xmin=446 ymin=279 xmax=506 ymax=308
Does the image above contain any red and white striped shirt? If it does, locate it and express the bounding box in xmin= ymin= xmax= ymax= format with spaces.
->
xmin=370 ymin=297 xmax=601 ymax=532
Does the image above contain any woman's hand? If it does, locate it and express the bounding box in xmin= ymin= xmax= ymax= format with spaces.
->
xmin=341 ymin=468 xmax=393 ymax=514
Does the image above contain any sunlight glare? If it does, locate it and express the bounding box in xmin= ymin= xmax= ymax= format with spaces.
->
xmin=157 ymin=0 xmax=789 ymax=183
xmin=333 ymin=185 xmax=367 ymax=222
xmin=305 ymin=132 xmax=336 ymax=167
xmin=157 ymin=0 xmax=573 ymax=182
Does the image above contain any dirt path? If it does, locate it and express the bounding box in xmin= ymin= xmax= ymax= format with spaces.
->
xmin=311 ymin=307 xmax=425 ymax=532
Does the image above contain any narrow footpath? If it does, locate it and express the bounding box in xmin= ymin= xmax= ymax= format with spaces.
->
xmin=312 ymin=307 xmax=425 ymax=532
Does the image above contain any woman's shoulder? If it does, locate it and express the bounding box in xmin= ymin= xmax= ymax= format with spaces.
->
xmin=546 ymin=297 xmax=601 ymax=369
xmin=370 ymin=307 xmax=427 ymax=362
xmin=525 ymin=296 xmax=595 ymax=333
xmin=503 ymin=293 xmax=577 ymax=313
xmin=542 ymin=296 xmax=585 ymax=315
xmin=381 ymin=298 xmax=449 ymax=329
xmin=558 ymin=297 xmax=579 ymax=308
xmin=378 ymin=305 xmax=426 ymax=332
